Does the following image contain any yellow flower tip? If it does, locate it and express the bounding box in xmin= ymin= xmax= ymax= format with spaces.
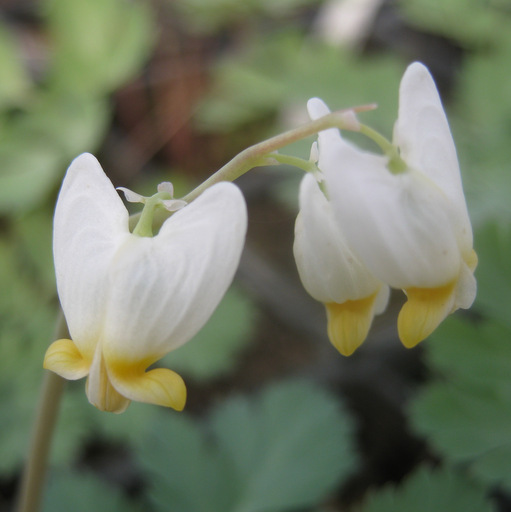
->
xmin=325 ymin=294 xmax=378 ymax=356
xmin=43 ymin=338 xmax=90 ymax=380
xmin=398 ymin=281 xmax=457 ymax=349
xmin=107 ymin=359 xmax=187 ymax=412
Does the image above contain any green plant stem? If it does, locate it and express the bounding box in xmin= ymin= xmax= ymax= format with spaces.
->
xmin=358 ymin=123 xmax=407 ymax=173
xmin=16 ymin=314 xmax=68 ymax=512
xmin=128 ymin=105 xmax=371 ymax=232
xmin=180 ymin=107 xmax=366 ymax=204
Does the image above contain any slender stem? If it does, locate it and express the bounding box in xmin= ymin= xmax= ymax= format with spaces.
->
xmin=127 ymin=104 xmax=374 ymax=232
xmin=269 ymin=153 xmax=318 ymax=173
xmin=358 ymin=123 xmax=407 ymax=173
xmin=16 ymin=314 xmax=69 ymax=512
xmin=181 ymin=107 xmax=366 ymax=203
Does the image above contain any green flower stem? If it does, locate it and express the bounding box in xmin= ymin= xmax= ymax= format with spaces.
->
xmin=132 ymin=192 xmax=172 ymax=237
xmin=180 ymin=107 xmax=365 ymax=204
xmin=128 ymin=105 xmax=372 ymax=233
xmin=17 ymin=314 xmax=68 ymax=512
xmin=268 ymin=153 xmax=319 ymax=173
xmin=358 ymin=123 xmax=407 ymax=174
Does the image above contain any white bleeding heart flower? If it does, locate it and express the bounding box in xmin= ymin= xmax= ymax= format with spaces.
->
xmin=44 ymin=153 xmax=247 ymax=413
xmin=307 ymin=62 xmax=477 ymax=349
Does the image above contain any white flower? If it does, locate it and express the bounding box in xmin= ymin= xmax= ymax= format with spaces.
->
xmin=308 ymin=62 xmax=477 ymax=349
xmin=294 ymin=172 xmax=389 ymax=356
xmin=44 ymin=153 xmax=247 ymax=413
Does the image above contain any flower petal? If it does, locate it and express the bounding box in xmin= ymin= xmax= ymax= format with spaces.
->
xmin=107 ymin=358 xmax=187 ymax=411
xmin=294 ymin=173 xmax=384 ymax=303
xmin=322 ymin=136 xmax=461 ymax=289
xmin=86 ymin=344 xmax=131 ymax=413
xmin=53 ymin=153 xmax=129 ymax=357
xmin=397 ymin=280 xmax=457 ymax=348
xmin=325 ymin=292 xmax=382 ymax=356
xmin=394 ymin=62 xmax=473 ymax=255
xmin=101 ymin=181 xmax=247 ymax=361
xmin=43 ymin=338 xmax=90 ymax=379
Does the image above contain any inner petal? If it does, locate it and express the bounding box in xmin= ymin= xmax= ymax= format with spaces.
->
xmin=325 ymin=293 xmax=379 ymax=356
xmin=86 ymin=345 xmax=130 ymax=414
xmin=398 ymin=280 xmax=457 ymax=349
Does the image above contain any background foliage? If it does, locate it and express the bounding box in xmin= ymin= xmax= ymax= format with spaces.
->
xmin=0 ymin=0 xmax=509 ymax=510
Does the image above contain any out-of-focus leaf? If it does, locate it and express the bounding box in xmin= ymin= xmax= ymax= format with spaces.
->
xmin=135 ymin=379 xmax=357 ymax=512
xmin=14 ymin=211 xmax=55 ymax=295
xmin=197 ymin=31 xmax=402 ymax=136
xmin=43 ymin=470 xmax=140 ymax=512
xmin=164 ymin=286 xmax=256 ymax=380
xmin=0 ymin=94 xmax=109 ymax=214
xmin=409 ymin=221 xmax=511 ymax=491
xmin=361 ymin=465 xmax=495 ymax=512
xmin=455 ymin=35 xmax=511 ymax=227
xmin=410 ymin=317 xmax=511 ymax=490
xmin=0 ymin=22 xmax=31 ymax=107
xmin=472 ymin=223 xmax=511 ymax=328
xmin=45 ymin=0 xmax=154 ymax=94
xmin=174 ymin=0 xmax=320 ymax=34
xmin=0 ymin=141 xmax=62 ymax=214
xmin=399 ymin=0 xmax=508 ymax=47
xmin=210 ymin=379 xmax=356 ymax=512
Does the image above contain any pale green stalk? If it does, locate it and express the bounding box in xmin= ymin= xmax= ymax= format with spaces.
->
xmin=358 ymin=123 xmax=407 ymax=173
xmin=181 ymin=107 xmax=368 ymax=203
xmin=128 ymin=106 xmax=371 ymax=232
xmin=16 ymin=315 xmax=68 ymax=512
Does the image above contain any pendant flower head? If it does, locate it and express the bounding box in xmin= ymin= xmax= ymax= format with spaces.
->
xmin=308 ymin=62 xmax=477 ymax=349
xmin=294 ymin=130 xmax=389 ymax=355
xmin=44 ymin=153 xmax=247 ymax=413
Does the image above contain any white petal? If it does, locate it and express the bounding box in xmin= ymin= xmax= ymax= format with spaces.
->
xmin=53 ymin=153 xmax=129 ymax=357
xmin=101 ymin=182 xmax=247 ymax=361
xmin=307 ymin=98 xmax=341 ymax=146
xmin=323 ymin=135 xmax=461 ymax=289
xmin=294 ymin=173 xmax=383 ymax=303
xmin=393 ymin=62 xmax=473 ymax=254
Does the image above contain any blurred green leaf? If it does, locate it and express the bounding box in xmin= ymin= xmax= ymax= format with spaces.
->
xmin=43 ymin=470 xmax=140 ymax=512
xmin=361 ymin=465 xmax=495 ymax=512
xmin=136 ymin=379 xmax=356 ymax=512
xmin=399 ymin=0 xmax=508 ymax=47
xmin=46 ymin=0 xmax=154 ymax=95
xmin=408 ymin=222 xmax=511 ymax=491
xmin=197 ymin=30 xmax=402 ymax=137
xmin=410 ymin=315 xmax=511 ymax=490
xmin=0 ymin=22 xmax=31 ymax=108
xmin=164 ymin=286 xmax=256 ymax=381
xmin=0 ymin=93 xmax=109 ymax=214
xmin=14 ymin=211 xmax=56 ymax=295
xmin=455 ymin=35 xmax=511 ymax=226
xmin=174 ymin=0 xmax=320 ymax=34
xmin=210 ymin=379 xmax=356 ymax=512
xmin=472 ymin=223 xmax=511 ymax=328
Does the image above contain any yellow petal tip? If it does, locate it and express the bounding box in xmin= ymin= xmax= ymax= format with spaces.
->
xmin=325 ymin=294 xmax=377 ymax=356
xmin=398 ymin=282 xmax=456 ymax=348
xmin=43 ymin=339 xmax=90 ymax=379
xmin=108 ymin=359 xmax=187 ymax=411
